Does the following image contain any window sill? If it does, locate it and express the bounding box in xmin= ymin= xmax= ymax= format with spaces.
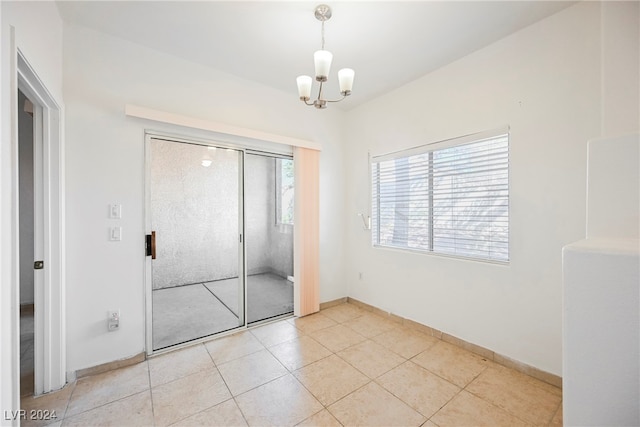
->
xmin=372 ymin=243 xmax=510 ymax=266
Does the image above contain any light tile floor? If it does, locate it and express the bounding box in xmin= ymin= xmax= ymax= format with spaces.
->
xmin=20 ymin=303 xmax=563 ymax=427
xmin=20 ymin=306 xmax=35 ymax=397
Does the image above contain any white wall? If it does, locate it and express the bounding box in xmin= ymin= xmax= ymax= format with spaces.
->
xmin=601 ymin=1 xmax=640 ymax=136
xmin=587 ymin=134 xmax=640 ymax=239
xmin=1 ymin=0 xmax=64 ymax=422
xmin=63 ymin=24 xmax=346 ymax=372
xmin=589 ymin=0 xmax=640 ymax=239
xmin=343 ymin=1 xmax=604 ymax=375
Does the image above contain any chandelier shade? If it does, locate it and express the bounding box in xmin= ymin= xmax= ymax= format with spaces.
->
xmin=338 ymin=68 xmax=355 ymax=95
xmin=296 ymin=76 xmax=313 ymax=100
xmin=297 ymin=4 xmax=354 ymax=109
xmin=313 ymin=50 xmax=333 ymax=81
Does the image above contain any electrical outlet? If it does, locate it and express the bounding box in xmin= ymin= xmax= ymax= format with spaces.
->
xmin=108 ymin=310 xmax=120 ymax=332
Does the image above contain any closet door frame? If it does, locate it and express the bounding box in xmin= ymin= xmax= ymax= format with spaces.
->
xmin=143 ymin=132 xmax=294 ymax=356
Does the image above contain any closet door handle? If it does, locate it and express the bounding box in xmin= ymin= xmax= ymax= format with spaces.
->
xmin=151 ymin=231 xmax=156 ymax=259
xmin=146 ymin=232 xmax=157 ymax=259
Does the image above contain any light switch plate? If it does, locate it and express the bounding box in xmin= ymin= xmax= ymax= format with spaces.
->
xmin=108 ymin=310 xmax=120 ymax=332
xmin=109 ymin=226 xmax=122 ymax=241
xmin=109 ymin=204 xmax=122 ymax=219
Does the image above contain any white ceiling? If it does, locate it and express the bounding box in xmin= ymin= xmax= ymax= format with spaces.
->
xmin=56 ymin=1 xmax=576 ymax=110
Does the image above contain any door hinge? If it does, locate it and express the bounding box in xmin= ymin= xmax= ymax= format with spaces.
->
xmin=34 ymin=260 xmax=44 ymax=270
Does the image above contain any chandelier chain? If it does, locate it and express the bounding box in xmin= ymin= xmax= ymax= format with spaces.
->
xmin=321 ymin=20 xmax=325 ymax=50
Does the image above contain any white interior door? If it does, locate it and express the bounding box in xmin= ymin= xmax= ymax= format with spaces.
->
xmin=31 ymin=99 xmax=45 ymax=396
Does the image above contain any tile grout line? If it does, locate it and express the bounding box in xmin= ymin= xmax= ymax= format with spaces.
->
xmin=323 ymin=378 xmax=376 ymax=420
xmin=207 ymin=333 xmax=266 ymax=368
xmin=63 ymin=388 xmax=152 ymax=424
xmin=358 ymin=344 xmax=465 ymax=424
xmin=294 ymin=312 xmax=398 ymax=425
xmin=151 ymin=346 xmax=250 ymax=426
xmin=459 ymin=359 xmax=562 ymax=425
xmin=248 ymin=322 xmax=305 ymax=349
xmin=423 ymin=359 xmax=489 ymax=424
xmin=230 ymin=395 xmax=251 ymax=427
xmin=295 ymin=407 xmax=337 ymax=427
xmin=62 ymin=381 xmax=76 ymax=423
xmin=158 ymin=344 xmax=245 ymax=426
xmin=208 ymin=334 xmax=298 ymax=413
xmin=324 ymin=310 xmax=503 ymax=425
xmin=202 ymin=342 xmax=252 ymax=427
xmin=145 ymin=362 xmax=157 ymax=427
xmin=59 ymin=377 xmax=79 ymax=423
xmin=449 ymin=363 xmax=536 ymax=427
xmin=148 ymin=349 xmax=218 ymax=389
xmin=333 ymin=340 xmax=405 ymax=383
xmin=159 ymin=336 xmax=300 ymax=425
xmin=371 ymin=360 xmax=454 ymax=421
xmin=228 ymin=369 xmax=296 ymax=426
xmin=294 ymin=358 xmax=367 ymax=425
xmin=281 ymin=312 xmax=360 ymax=425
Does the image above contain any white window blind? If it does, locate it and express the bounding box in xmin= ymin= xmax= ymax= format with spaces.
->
xmin=371 ymin=132 xmax=509 ymax=262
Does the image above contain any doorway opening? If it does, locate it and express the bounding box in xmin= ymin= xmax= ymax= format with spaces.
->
xmin=18 ymin=89 xmax=35 ymax=397
xmin=15 ymin=51 xmax=65 ymax=397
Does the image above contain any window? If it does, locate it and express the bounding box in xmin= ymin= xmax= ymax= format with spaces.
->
xmin=371 ymin=131 xmax=509 ymax=262
xmin=276 ymin=158 xmax=294 ymax=225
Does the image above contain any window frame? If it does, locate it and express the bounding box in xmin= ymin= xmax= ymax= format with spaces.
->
xmin=370 ymin=128 xmax=510 ymax=264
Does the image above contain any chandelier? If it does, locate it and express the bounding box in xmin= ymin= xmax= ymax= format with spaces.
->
xmin=296 ymin=4 xmax=355 ymax=109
